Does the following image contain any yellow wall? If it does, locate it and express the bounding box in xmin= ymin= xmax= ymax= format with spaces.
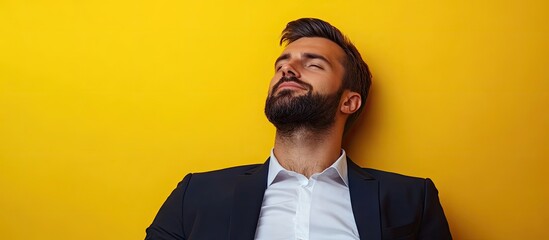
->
xmin=1 ymin=0 xmax=547 ymax=239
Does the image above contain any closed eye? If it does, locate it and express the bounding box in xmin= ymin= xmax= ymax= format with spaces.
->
xmin=275 ymin=62 xmax=286 ymax=72
xmin=308 ymin=64 xmax=323 ymax=69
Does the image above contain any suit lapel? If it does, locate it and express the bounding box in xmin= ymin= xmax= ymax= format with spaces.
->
xmin=229 ymin=159 xmax=269 ymax=240
xmin=348 ymin=159 xmax=382 ymax=240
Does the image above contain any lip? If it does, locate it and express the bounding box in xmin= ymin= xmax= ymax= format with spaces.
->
xmin=277 ymin=81 xmax=307 ymax=91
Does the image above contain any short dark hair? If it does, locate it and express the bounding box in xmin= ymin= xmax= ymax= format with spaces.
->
xmin=280 ymin=18 xmax=372 ymax=132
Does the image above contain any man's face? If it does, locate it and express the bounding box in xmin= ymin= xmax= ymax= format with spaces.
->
xmin=265 ymin=37 xmax=347 ymax=133
xmin=269 ymin=37 xmax=346 ymax=98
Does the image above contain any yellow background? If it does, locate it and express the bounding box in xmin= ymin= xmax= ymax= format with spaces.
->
xmin=1 ymin=0 xmax=548 ymax=239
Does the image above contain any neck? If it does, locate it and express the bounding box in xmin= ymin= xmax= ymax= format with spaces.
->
xmin=273 ymin=126 xmax=343 ymax=178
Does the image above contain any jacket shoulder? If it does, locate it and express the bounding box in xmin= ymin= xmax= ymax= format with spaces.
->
xmin=355 ymin=167 xmax=430 ymax=193
xmin=183 ymin=163 xmax=266 ymax=188
xmin=193 ymin=163 xmax=264 ymax=176
xmin=361 ymin=168 xmax=426 ymax=182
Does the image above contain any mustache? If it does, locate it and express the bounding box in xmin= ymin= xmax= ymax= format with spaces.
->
xmin=271 ymin=76 xmax=313 ymax=95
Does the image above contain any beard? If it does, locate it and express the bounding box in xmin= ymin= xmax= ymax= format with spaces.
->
xmin=264 ymin=77 xmax=343 ymax=135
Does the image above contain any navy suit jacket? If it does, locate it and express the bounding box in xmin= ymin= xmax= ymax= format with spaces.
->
xmin=146 ymin=159 xmax=452 ymax=240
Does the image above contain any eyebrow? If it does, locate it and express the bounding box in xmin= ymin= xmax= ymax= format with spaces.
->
xmin=274 ymin=53 xmax=291 ymax=68
xmin=274 ymin=52 xmax=332 ymax=68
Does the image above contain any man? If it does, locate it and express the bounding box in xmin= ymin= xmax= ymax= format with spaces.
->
xmin=146 ymin=18 xmax=452 ymax=240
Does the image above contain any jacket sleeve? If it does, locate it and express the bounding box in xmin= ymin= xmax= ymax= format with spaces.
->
xmin=417 ymin=178 xmax=452 ymax=239
xmin=145 ymin=173 xmax=193 ymax=240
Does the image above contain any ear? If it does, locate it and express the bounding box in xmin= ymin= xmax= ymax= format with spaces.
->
xmin=340 ymin=91 xmax=362 ymax=115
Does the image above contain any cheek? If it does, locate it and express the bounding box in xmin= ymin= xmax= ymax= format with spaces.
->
xmin=329 ymin=72 xmax=345 ymax=92
xmin=268 ymin=76 xmax=278 ymax=92
xmin=315 ymin=75 xmax=342 ymax=94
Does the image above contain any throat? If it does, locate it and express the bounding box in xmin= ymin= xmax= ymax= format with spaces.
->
xmin=273 ymin=128 xmax=342 ymax=178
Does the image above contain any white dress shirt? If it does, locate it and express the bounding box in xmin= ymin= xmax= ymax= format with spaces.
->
xmin=254 ymin=149 xmax=360 ymax=240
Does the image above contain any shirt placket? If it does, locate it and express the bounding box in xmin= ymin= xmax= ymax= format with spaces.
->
xmin=295 ymin=176 xmax=316 ymax=240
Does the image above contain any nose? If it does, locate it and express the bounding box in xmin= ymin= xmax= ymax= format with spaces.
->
xmin=281 ymin=62 xmax=301 ymax=78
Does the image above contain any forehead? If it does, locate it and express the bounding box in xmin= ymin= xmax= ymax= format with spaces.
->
xmin=281 ymin=37 xmax=346 ymax=64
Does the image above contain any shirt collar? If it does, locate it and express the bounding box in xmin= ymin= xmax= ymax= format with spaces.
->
xmin=267 ymin=148 xmax=349 ymax=187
